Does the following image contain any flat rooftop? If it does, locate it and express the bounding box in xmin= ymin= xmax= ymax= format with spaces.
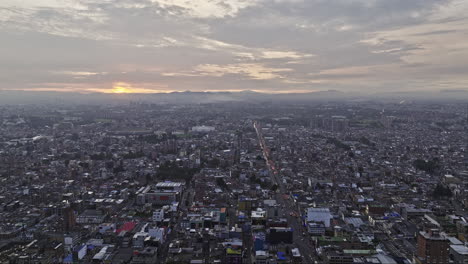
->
xmin=156 ymin=182 xmax=183 ymax=187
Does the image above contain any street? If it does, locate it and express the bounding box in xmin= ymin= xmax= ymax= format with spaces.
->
xmin=254 ymin=121 xmax=316 ymax=263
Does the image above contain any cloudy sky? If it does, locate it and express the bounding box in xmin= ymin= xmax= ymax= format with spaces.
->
xmin=1 ymin=0 xmax=467 ymax=93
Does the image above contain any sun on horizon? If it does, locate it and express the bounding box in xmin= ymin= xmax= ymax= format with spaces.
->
xmin=111 ymin=82 xmax=133 ymax=94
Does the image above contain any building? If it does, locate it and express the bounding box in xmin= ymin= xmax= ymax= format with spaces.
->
xmin=62 ymin=206 xmax=75 ymax=232
xmin=267 ymin=227 xmax=293 ymax=244
xmin=401 ymin=207 xmax=432 ymax=220
xmin=136 ymin=182 xmax=183 ymax=205
xmin=76 ymin=210 xmax=106 ymax=224
xmin=308 ymin=222 xmax=326 ymax=236
xmin=133 ymin=232 xmax=148 ymax=248
xmin=155 ymin=182 xmax=184 ymax=193
xmin=144 ymin=192 xmax=178 ymax=205
xmin=148 ymin=227 xmax=165 ymax=244
xmin=291 ymin=248 xmax=302 ymax=264
xmin=131 ymin=247 xmax=158 ymax=264
xmin=415 ymin=229 xmax=449 ymax=264
xmin=331 ymin=116 xmax=349 ymax=132
xmin=225 ymin=247 xmax=243 ymax=264
xmin=450 ymin=245 xmax=468 ymax=264
xmin=253 ymin=250 xmax=268 ymax=264
xmin=251 ymin=208 xmax=267 ymax=226
xmin=192 ymin=126 xmax=215 ymax=133
xmin=310 ymin=115 xmax=348 ymax=132
xmin=307 ymin=207 xmax=332 ymax=228
xmin=153 ymin=209 xmax=165 ymax=222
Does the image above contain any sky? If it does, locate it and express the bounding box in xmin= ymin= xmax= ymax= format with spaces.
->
xmin=1 ymin=0 xmax=468 ymax=94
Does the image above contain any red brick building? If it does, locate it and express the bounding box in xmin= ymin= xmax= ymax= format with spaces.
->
xmin=415 ymin=229 xmax=449 ymax=264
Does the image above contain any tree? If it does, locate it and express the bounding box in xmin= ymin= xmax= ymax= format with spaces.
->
xmin=359 ymin=136 xmax=372 ymax=146
xmin=123 ymin=151 xmax=145 ymax=159
xmin=157 ymin=162 xmax=199 ymax=183
xmin=90 ymin=153 xmax=106 ymax=160
xmin=372 ymin=238 xmax=380 ymax=245
xmin=326 ymin=137 xmax=351 ymax=150
xmin=113 ymin=165 xmax=125 ymax=173
xmin=71 ymin=133 xmax=79 ymax=141
xmin=271 ymin=184 xmax=279 ymax=192
xmin=413 ymin=159 xmax=440 ymax=174
xmin=250 ymin=175 xmax=257 ymax=183
xmin=432 ymin=183 xmax=452 ymax=198
xmin=208 ymin=158 xmax=220 ymax=168
xmin=216 ymin=177 xmax=229 ymax=190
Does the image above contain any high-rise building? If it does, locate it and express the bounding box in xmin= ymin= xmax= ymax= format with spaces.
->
xmin=311 ymin=115 xmax=348 ymax=132
xmin=331 ymin=116 xmax=349 ymax=132
xmin=415 ymin=229 xmax=449 ymax=264
xmin=63 ymin=206 xmax=76 ymax=232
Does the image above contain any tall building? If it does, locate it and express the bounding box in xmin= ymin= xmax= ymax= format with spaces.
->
xmin=234 ymin=130 xmax=242 ymax=164
xmin=415 ymin=229 xmax=449 ymax=264
xmin=331 ymin=116 xmax=349 ymax=132
xmin=311 ymin=115 xmax=348 ymax=132
xmin=466 ymin=103 xmax=468 ymax=168
xmin=380 ymin=115 xmax=396 ymax=129
xmin=63 ymin=206 xmax=75 ymax=232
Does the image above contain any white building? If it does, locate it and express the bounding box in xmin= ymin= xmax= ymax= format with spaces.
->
xmin=153 ymin=209 xmax=165 ymax=222
xmin=148 ymin=227 xmax=166 ymax=244
xmin=191 ymin=126 xmax=215 ymax=132
xmin=307 ymin=208 xmax=332 ymax=228
xmin=98 ymin=223 xmax=116 ymax=234
xmin=254 ymin=250 xmax=268 ymax=264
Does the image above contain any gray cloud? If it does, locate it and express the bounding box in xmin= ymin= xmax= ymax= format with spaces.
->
xmin=0 ymin=0 xmax=467 ymax=93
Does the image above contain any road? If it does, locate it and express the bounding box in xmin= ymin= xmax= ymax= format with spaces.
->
xmin=158 ymin=185 xmax=193 ymax=264
xmin=254 ymin=121 xmax=316 ymax=263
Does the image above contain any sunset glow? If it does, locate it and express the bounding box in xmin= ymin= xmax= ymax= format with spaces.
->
xmin=111 ymin=83 xmax=132 ymax=94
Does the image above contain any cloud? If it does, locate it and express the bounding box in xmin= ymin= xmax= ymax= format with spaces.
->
xmin=0 ymin=0 xmax=467 ymax=93
xmin=360 ymin=1 xmax=468 ymax=69
xmin=261 ymin=51 xmax=313 ymax=59
xmin=164 ymin=63 xmax=293 ymax=80
xmin=52 ymin=71 xmax=104 ymax=76
xmin=150 ymin=0 xmax=257 ymax=18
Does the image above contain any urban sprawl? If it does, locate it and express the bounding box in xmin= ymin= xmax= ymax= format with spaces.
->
xmin=1 ymin=101 xmax=468 ymax=264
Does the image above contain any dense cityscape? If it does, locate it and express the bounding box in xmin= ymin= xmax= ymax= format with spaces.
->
xmin=0 ymin=101 xmax=467 ymax=263
xmin=2 ymin=0 xmax=468 ymax=262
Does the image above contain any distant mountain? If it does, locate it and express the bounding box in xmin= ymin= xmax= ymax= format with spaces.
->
xmin=440 ymin=89 xmax=468 ymax=93
xmin=1 ymin=89 xmax=468 ymax=105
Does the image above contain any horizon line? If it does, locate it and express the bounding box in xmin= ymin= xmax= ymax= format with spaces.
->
xmin=0 ymin=88 xmax=336 ymax=95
